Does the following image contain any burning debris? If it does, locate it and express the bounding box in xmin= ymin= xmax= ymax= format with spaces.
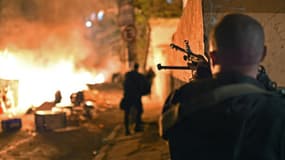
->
xmin=34 ymin=110 xmax=66 ymax=132
xmin=26 ymin=90 xmax=62 ymax=113
xmin=1 ymin=88 xmax=99 ymax=133
xmin=0 ymin=0 xmax=121 ymax=115
xmin=0 ymin=79 xmax=18 ymax=114
xmin=0 ymin=0 xmax=122 ymax=134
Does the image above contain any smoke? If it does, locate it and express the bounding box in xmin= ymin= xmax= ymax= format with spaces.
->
xmin=0 ymin=0 xmax=121 ymax=77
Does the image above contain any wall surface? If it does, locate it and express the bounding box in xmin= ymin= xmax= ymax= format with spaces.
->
xmin=164 ymin=0 xmax=285 ymax=88
xmin=168 ymin=0 xmax=204 ymax=84
xmin=147 ymin=18 xmax=179 ymax=103
xmin=203 ymin=0 xmax=285 ymax=86
xmin=146 ymin=0 xmax=203 ymax=102
xmin=148 ymin=0 xmax=285 ymax=103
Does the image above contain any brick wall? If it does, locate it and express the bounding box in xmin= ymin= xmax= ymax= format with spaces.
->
xmin=168 ymin=0 xmax=285 ymax=88
xmin=168 ymin=0 xmax=204 ymax=86
xmin=147 ymin=0 xmax=285 ymax=104
xmin=147 ymin=0 xmax=204 ymax=102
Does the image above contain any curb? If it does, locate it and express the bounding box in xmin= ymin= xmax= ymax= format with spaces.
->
xmin=93 ymin=124 xmax=122 ymax=160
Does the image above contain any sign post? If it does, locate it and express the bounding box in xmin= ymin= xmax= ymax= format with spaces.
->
xmin=118 ymin=0 xmax=136 ymax=66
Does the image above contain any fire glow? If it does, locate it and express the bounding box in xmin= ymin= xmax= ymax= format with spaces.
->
xmin=0 ymin=49 xmax=105 ymax=115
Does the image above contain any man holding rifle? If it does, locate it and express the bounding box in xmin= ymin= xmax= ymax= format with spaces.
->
xmin=160 ymin=13 xmax=285 ymax=160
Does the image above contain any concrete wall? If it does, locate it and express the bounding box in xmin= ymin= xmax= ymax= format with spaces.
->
xmin=164 ymin=0 xmax=285 ymax=90
xmin=147 ymin=18 xmax=179 ymax=103
xmin=148 ymin=0 xmax=285 ymax=103
xmin=145 ymin=0 xmax=204 ymax=103
xmin=168 ymin=0 xmax=204 ymax=85
xmin=203 ymin=0 xmax=285 ymax=86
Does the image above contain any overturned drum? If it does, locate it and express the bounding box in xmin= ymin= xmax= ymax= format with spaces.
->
xmin=35 ymin=111 xmax=66 ymax=132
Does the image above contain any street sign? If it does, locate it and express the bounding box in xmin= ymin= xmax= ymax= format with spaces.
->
xmin=121 ymin=24 xmax=137 ymax=42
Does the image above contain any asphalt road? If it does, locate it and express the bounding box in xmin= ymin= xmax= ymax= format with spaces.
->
xmin=0 ymin=83 xmax=123 ymax=160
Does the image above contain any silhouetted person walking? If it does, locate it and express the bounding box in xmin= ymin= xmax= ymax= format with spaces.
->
xmin=121 ymin=62 xmax=146 ymax=135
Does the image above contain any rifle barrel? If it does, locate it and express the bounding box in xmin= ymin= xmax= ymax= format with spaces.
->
xmin=157 ymin=64 xmax=196 ymax=70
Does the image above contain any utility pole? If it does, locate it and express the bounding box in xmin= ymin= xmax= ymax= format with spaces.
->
xmin=117 ymin=0 xmax=136 ymax=68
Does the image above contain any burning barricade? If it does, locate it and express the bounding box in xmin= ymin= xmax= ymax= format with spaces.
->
xmin=0 ymin=80 xmax=99 ymax=133
xmin=0 ymin=79 xmax=22 ymax=132
xmin=0 ymin=49 xmax=107 ymax=133
xmin=32 ymin=90 xmax=98 ymax=132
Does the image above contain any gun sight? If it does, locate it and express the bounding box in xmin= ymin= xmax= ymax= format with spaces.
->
xmin=170 ymin=43 xmax=188 ymax=54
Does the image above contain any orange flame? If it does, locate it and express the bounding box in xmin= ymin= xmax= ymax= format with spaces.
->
xmin=0 ymin=49 xmax=105 ymax=115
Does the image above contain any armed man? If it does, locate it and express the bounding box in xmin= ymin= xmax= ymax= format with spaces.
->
xmin=160 ymin=13 xmax=285 ymax=160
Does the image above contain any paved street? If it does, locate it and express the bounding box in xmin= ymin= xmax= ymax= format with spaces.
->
xmin=93 ymin=100 xmax=170 ymax=160
xmin=0 ymin=83 xmax=170 ymax=160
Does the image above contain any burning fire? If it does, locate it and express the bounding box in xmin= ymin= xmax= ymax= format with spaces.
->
xmin=0 ymin=49 xmax=105 ymax=115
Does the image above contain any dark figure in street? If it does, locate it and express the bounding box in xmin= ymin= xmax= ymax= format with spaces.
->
xmin=160 ymin=13 xmax=285 ymax=160
xmin=121 ymin=62 xmax=147 ymax=135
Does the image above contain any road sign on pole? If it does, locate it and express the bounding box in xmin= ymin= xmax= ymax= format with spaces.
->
xmin=121 ymin=24 xmax=137 ymax=42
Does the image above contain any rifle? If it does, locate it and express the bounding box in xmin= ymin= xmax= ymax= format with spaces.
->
xmin=157 ymin=40 xmax=212 ymax=80
xmin=157 ymin=40 xmax=285 ymax=96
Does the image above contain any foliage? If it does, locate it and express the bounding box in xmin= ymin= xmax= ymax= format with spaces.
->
xmin=134 ymin=11 xmax=150 ymax=69
xmin=131 ymin=0 xmax=182 ymax=69
xmin=132 ymin=0 xmax=182 ymax=69
xmin=133 ymin=0 xmax=182 ymax=18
